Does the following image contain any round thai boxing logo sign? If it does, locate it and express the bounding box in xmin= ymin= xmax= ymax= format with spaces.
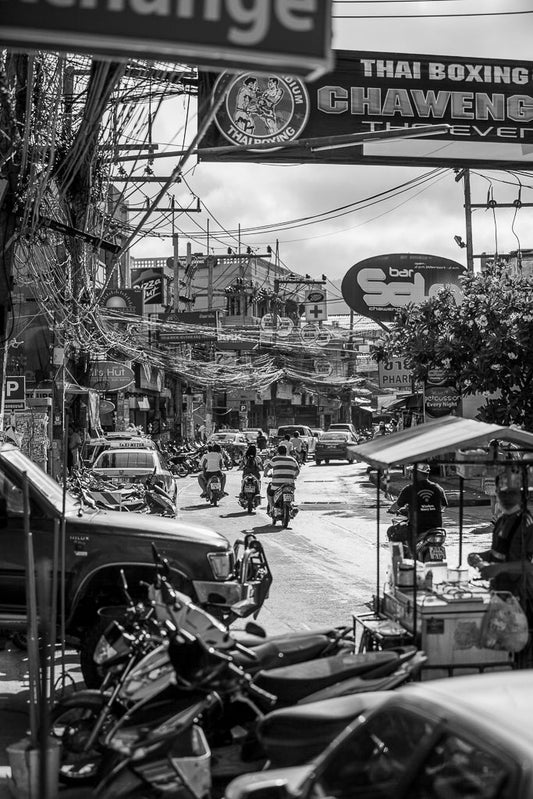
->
xmin=212 ymin=71 xmax=309 ymax=150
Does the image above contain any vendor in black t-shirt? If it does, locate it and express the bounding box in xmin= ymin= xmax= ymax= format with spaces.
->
xmin=392 ymin=463 xmax=448 ymax=533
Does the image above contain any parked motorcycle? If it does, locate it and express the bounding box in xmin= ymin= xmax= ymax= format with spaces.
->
xmin=239 ymin=474 xmax=261 ymax=514
xmin=268 ymin=483 xmax=298 ymax=528
xmin=51 ymin=556 xmax=423 ymax=788
xmin=386 ymin=505 xmax=447 ymax=563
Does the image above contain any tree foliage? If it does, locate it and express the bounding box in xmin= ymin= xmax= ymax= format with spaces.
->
xmin=381 ymin=267 xmax=533 ymax=429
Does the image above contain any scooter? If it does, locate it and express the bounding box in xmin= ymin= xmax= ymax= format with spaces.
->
xmin=206 ymin=472 xmax=224 ymax=506
xmin=387 ymin=505 xmax=447 ymax=562
xmin=239 ymin=474 xmax=261 ymax=514
xmin=268 ymin=483 xmax=298 ymax=528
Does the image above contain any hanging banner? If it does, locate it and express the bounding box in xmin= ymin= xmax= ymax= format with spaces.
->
xmin=198 ymin=50 xmax=533 ymax=168
xmin=0 ymin=0 xmax=333 ymax=81
xmin=341 ymin=253 xmax=465 ymax=326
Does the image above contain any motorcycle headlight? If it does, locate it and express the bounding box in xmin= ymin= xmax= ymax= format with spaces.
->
xmin=93 ymin=635 xmax=119 ymax=665
xmin=207 ymin=551 xmax=233 ymax=580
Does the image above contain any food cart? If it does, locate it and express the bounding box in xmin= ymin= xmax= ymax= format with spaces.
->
xmin=351 ymin=416 xmax=533 ymax=680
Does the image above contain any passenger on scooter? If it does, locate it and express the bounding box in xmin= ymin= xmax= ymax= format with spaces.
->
xmin=289 ymin=431 xmax=304 ymax=462
xmin=239 ymin=444 xmax=262 ymax=501
xmin=264 ymin=444 xmax=300 ymax=514
xmin=198 ymin=443 xmax=227 ymax=498
xmin=388 ymin=463 xmax=448 ymax=548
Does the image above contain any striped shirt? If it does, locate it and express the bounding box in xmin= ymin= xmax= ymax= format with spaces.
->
xmin=265 ymin=454 xmax=300 ymax=488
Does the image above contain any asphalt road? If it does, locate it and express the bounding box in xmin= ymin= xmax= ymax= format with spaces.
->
xmin=174 ymin=459 xmax=494 ymax=635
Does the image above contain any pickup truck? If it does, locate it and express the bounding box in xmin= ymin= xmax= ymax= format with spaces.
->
xmin=0 ymin=443 xmax=272 ymax=684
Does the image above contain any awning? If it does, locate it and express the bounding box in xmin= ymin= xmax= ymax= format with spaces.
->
xmin=351 ymin=416 xmax=533 ymax=470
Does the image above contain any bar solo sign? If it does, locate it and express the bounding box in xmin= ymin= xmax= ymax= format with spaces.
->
xmin=0 ymin=0 xmax=332 ymax=80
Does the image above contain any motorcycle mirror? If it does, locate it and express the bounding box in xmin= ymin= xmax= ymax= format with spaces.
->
xmin=119 ymin=569 xmax=134 ymax=605
xmin=244 ymin=621 xmax=267 ymax=638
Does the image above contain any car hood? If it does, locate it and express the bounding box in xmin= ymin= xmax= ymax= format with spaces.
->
xmin=68 ymin=507 xmax=228 ymax=548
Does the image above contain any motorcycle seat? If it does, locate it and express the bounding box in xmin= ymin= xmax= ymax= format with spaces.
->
xmin=231 ymin=634 xmax=336 ymax=673
xmin=253 ymin=650 xmax=400 ymax=704
xmin=258 ymin=691 xmax=389 ymax=767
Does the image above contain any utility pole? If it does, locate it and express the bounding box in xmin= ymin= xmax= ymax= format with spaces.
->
xmin=455 ymin=168 xmax=474 ymax=273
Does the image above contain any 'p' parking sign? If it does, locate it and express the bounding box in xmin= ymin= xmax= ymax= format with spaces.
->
xmin=4 ymin=376 xmax=26 ymax=410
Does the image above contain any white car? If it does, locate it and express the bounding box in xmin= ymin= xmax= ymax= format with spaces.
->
xmin=227 ymin=670 xmax=533 ymax=799
xmin=91 ymin=448 xmax=177 ymax=500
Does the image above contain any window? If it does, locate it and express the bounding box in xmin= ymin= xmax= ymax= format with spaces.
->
xmin=409 ymin=732 xmax=510 ymax=798
xmin=313 ymin=708 xmax=436 ymax=798
xmin=97 ymin=452 xmax=155 ymax=469
xmin=0 ymin=468 xmax=24 ymax=519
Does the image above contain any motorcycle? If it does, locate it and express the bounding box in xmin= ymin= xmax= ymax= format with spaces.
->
xmin=55 ymin=621 xmax=425 ymax=795
xmin=239 ymin=474 xmax=261 ymax=514
xmin=206 ymin=472 xmax=225 ymax=506
xmin=51 ymin=556 xmax=423 ymax=788
xmin=268 ymin=483 xmax=298 ymax=528
xmin=386 ymin=505 xmax=447 ymax=563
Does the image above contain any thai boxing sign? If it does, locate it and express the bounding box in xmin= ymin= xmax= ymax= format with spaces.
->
xmin=0 ymin=0 xmax=333 ymax=80
xmin=198 ymin=50 xmax=533 ymax=168
xmin=341 ymin=253 xmax=465 ymax=327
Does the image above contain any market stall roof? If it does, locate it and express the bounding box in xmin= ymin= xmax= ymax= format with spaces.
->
xmin=352 ymin=416 xmax=533 ymax=470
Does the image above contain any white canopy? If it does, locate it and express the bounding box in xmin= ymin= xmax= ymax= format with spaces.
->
xmin=352 ymin=416 xmax=533 ymax=470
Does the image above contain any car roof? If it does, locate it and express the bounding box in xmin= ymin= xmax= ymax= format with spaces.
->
xmin=93 ymin=448 xmax=159 ymax=462
xmin=397 ymin=670 xmax=533 ymax=744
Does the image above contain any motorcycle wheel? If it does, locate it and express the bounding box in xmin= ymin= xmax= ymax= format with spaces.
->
xmin=282 ymin=504 xmax=291 ymax=529
xmin=174 ymin=463 xmax=189 ymax=478
xmin=211 ymin=496 xmax=218 ymax=507
xmin=51 ymin=698 xmax=115 ymax=785
xmin=246 ymin=498 xmax=254 ymax=514
xmin=79 ymin=615 xmax=118 ymax=688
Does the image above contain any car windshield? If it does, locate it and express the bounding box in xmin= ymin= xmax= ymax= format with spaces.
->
xmin=95 ymin=451 xmax=156 ymax=469
xmin=210 ymin=434 xmax=236 ymax=442
xmin=1 ymin=446 xmax=79 ymax=512
xmin=278 ymin=427 xmax=307 ymax=437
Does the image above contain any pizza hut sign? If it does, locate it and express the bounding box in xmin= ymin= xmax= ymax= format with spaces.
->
xmin=88 ymin=361 xmax=135 ymax=392
xmin=341 ymin=253 xmax=465 ymax=326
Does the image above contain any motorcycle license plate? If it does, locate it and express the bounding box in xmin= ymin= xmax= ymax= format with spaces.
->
xmin=428 ymin=545 xmax=446 ymax=560
xmin=283 ymin=492 xmax=294 ymax=501
xmin=211 ymin=480 xmax=221 ymax=490
xmin=244 ymin=487 xmax=255 ymax=494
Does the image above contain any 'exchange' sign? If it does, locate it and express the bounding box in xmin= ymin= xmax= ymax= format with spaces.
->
xmin=0 ymin=0 xmax=333 ymax=81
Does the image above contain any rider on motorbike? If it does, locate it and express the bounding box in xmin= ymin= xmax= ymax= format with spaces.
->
xmin=239 ymin=444 xmax=262 ymax=502
xmin=289 ymin=431 xmax=304 ymax=463
xmin=198 ymin=443 xmax=227 ymax=498
xmin=263 ymin=444 xmax=300 ymax=514
xmin=387 ymin=463 xmax=448 ymax=554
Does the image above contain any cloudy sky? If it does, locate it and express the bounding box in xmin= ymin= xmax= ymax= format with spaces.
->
xmin=130 ymin=0 xmax=533 ymax=309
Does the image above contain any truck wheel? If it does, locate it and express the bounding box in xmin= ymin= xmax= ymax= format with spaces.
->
xmin=315 ymin=459 xmax=322 ymax=465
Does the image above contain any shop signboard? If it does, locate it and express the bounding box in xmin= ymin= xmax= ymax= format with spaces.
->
xmin=341 ymin=253 xmax=465 ymax=327
xmin=1 ymin=0 xmax=333 ymax=81
xmin=159 ymin=309 xmax=218 ymax=343
xmin=131 ymin=267 xmax=166 ymax=307
xmin=88 ymin=361 xmax=134 ymax=392
xmin=378 ymin=357 xmax=412 ymax=390
xmin=424 ymin=368 xmax=460 ymax=419
xmin=99 ymin=288 xmax=143 ymax=315
xmin=305 ymin=288 xmax=328 ymax=323
xmin=198 ymin=50 xmax=533 ymax=169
